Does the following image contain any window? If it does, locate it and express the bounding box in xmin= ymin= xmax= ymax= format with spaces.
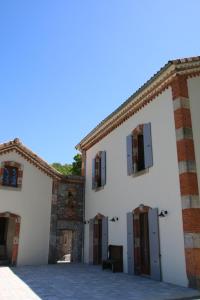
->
xmin=0 ymin=161 xmax=23 ymax=189
xmin=137 ymin=134 xmax=145 ymax=171
xmin=127 ymin=123 xmax=153 ymax=175
xmin=92 ymin=151 xmax=106 ymax=189
xmin=95 ymin=153 xmax=102 ymax=187
xmin=2 ymin=166 xmax=18 ymax=187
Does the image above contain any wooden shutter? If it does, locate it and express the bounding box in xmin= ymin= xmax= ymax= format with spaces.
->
xmin=143 ymin=123 xmax=153 ymax=169
xmin=102 ymin=217 xmax=108 ymax=261
xmin=126 ymin=135 xmax=133 ymax=175
xmin=101 ymin=151 xmax=106 ymax=186
xmin=127 ymin=212 xmax=134 ymax=274
xmin=148 ymin=208 xmax=161 ymax=281
xmin=92 ymin=158 xmax=96 ymax=189
xmin=89 ymin=219 xmax=94 ymax=264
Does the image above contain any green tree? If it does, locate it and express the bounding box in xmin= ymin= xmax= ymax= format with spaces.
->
xmin=51 ymin=153 xmax=82 ymax=176
xmin=51 ymin=162 xmax=72 ymax=175
xmin=71 ymin=153 xmax=82 ymax=175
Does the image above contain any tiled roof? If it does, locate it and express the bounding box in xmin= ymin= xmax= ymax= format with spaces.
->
xmin=0 ymin=138 xmax=62 ymax=179
xmin=76 ymin=56 xmax=200 ymax=151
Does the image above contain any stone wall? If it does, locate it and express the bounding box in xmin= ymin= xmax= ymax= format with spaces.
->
xmin=49 ymin=175 xmax=84 ymax=263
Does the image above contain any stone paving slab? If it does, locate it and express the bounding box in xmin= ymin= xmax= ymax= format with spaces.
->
xmin=0 ymin=264 xmax=200 ymax=300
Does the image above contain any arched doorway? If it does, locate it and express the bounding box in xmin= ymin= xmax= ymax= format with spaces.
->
xmin=89 ymin=214 xmax=108 ymax=265
xmin=0 ymin=212 xmax=21 ymax=266
xmin=133 ymin=205 xmax=151 ymax=276
xmin=127 ymin=205 xmax=161 ymax=281
xmin=93 ymin=214 xmax=103 ymax=265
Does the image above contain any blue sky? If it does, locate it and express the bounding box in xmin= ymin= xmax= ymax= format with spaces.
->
xmin=0 ymin=1 xmax=200 ymax=164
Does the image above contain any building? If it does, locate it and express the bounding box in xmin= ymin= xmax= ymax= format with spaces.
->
xmin=76 ymin=56 xmax=200 ymax=288
xmin=49 ymin=175 xmax=84 ymax=264
xmin=0 ymin=138 xmax=84 ymax=266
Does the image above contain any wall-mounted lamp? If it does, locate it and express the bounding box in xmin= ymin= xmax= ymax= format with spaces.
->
xmin=110 ymin=217 xmax=119 ymax=222
xmin=159 ymin=210 xmax=168 ymax=217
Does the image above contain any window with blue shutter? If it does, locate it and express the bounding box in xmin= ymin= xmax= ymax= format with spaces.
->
xmin=92 ymin=151 xmax=106 ymax=190
xmin=127 ymin=123 xmax=153 ymax=175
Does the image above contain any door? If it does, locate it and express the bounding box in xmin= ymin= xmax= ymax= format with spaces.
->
xmin=140 ymin=212 xmax=150 ymax=275
xmin=93 ymin=219 xmax=102 ymax=264
xmin=132 ymin=207 xmax=161 ymax=280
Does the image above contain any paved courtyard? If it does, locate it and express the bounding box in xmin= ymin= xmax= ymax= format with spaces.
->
xmin=0 ymin=264 xmax=200 ymax=300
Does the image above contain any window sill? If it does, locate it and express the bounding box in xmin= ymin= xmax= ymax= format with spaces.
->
xmin=0 ymin=185 xmax=22 ymax=191
xmin=132 ymin=168 xmax=149 ymax=178
xmin=94 ymin=186 xmax=104 ymax=192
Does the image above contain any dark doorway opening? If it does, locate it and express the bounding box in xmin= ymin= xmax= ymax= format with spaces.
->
xmin=57 ymin=230 xmax=74 ymax=263
xmin=0 ymin=217 xmax=7 ymax=245
xmin=0 ymin=217 xmax=8 ymax=264
xmin=93 ymin=218 xmax=102 ymax=265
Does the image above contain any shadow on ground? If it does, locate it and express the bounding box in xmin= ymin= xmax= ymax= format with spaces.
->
xmin=0 ymin=264 xmax=199 ymax=300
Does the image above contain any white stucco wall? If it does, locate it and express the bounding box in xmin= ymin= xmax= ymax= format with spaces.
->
xmin=84 ymin=88 xmax=188 ymax=287
xmin=188 ymin=76 xmax=200 ymax=193
xmin=0 ymin=152 xmax=53 ymax=265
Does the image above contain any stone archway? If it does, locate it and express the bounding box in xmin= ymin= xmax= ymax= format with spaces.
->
xmin=0 ymin=212 xmax=21 ymax=265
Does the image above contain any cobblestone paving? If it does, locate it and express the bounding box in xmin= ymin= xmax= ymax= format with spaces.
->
xmin=0 ymin=264 xmax=200 ymax=300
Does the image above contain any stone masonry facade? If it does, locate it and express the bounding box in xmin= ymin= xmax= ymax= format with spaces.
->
xmin=49 ymin=175 xmax=84 ymax=264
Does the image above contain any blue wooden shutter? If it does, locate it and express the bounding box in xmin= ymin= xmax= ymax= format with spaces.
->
xmin=102 ymin=216 xmax=108 ymax=261
xmin=89 ymin=219 xmax=94 ymax=264
xmin=143 ymin=123 xmax=153 ymax=169
xmin=126 ymin=135 xmax=133 ymax=175
xmin=148 ymin=208 xmax=161 ymax=281
xmin=101 ymin=151 xmax=106 ymax=186
xmin=92 ymin=158 xmax=96 ymax=189
xmin=127 ymin=212 xmax=134 ymax=274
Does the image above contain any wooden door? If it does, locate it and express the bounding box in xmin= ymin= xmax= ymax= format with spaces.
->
xmin=93 ymin=219 xmax=102 ymax=264
xmin=140 ymin=212 xmax=150 ymax=275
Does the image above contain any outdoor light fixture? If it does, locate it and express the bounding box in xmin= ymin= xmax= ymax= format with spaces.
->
xmin=158 ymin=210 xmax=168 ymax=217
xmin=83 ymin=220 xmax=90 ymax=224
xmin=110 ymin=217 xmax=119 ymax=222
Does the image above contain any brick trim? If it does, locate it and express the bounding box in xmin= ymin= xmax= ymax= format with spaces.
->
xmin=0 ymin=139 xmax=61 ymax=180
xmin=171 ymin=75 xmax=200 ymax=288
xmin=77 ymin=58 xmax=200 ymax=151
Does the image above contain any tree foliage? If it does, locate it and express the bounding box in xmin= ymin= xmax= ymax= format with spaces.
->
xmin=51 ymin=162 xmax=72 ymax=175
xmin=51 ymin=153 xmax=82 ymax=176
xmin=71 ymin=153 xmax=82 ymax=175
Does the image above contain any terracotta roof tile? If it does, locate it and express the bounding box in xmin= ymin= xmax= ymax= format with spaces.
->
xmin=76 ymin=55 xmax=200 ymax=151
xmin=0 ymin=138 xmax=62 ymax=179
